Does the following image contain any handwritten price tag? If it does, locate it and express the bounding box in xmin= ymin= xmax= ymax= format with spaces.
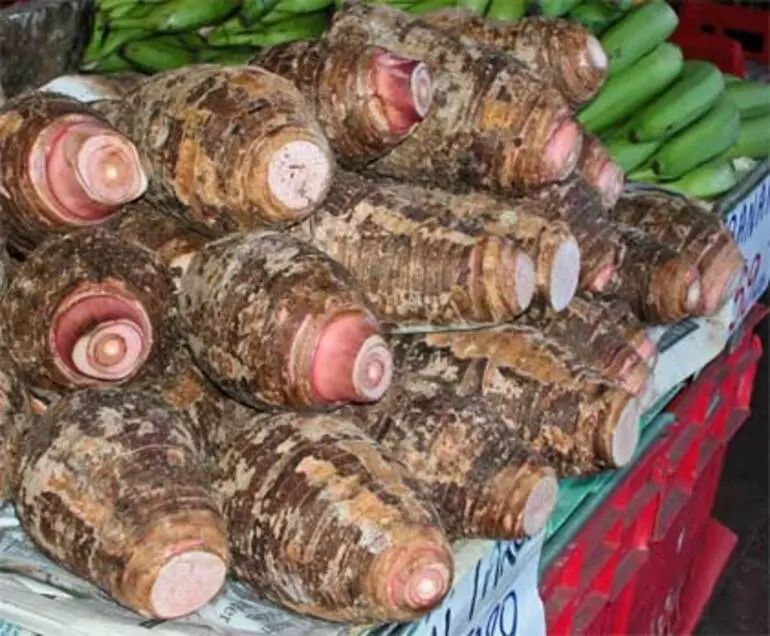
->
xmin=724 ymin=172 xmax=770 ymax=334
xmin=388 ymin=534 xmax=546 ymax=636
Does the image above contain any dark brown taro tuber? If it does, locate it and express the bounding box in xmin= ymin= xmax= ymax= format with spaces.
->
xmin=0 ymin=339 xmax=32 ymax=503
xmin=327 ymin=3 xmax=583 ymax=193
xmin=104 ymin=200 xmax=210 ymax=285
xmin=255 ymin=40 xmax=432 ymax=167
xmin=217 ymin=411 xmax=454 ymax=623
xmin=391 ymin=331 xmax=642 ymax=477
xmin=604 ymin=222 xmax=704 ymax=324
xmin=94 ymin=65 xmax=334 ymax=236
xmin=291 ymin=171 xmax=535 ymax=327
xmin=346 ymin=381 xmax=558 ymax=541
xmin=514 ymin=176 xmax=622 ymax=293
xmin=2 ymin=228 xmax=177 ymax=395
xmin=427 ymin=9 xmax=608 ymax=107
xmin=519 ymin=296 xmax=651 ymax=396
xmin=589 ymin=297 xmax=658 ymax=368
xmin=610 ymin=191 xmax=745 ymax=316
xmin=13 ymin=389 xmax=229 ymax=619
xmin=179 ymin=231 xmax=393 ymax=409
xmin=0 ymin=92 xmax=147 ymax=253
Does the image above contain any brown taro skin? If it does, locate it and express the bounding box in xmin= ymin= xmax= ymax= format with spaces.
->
xmin=427 ymin=9 xmax=608 ymax=107
xmin=512 ymin=176 xmax=623 ymax=292
xmin=149 ymin=344 xmax=254 ymax=460
xmin=13 ymin=389 xmax=229 ymax=619
xmin=327 ymin=3 xmax=582 ymax=193
xmin=104 ymin=200 xmax=210 ymax=285
xmin=610 ymin=191 xmax=745 ymax=317
xmin=576 ymin=134 xmax=625 ymax=210
xmin=179 ymin=231 xmax=393 ymax=410
xmin=2 ymin=228 xmax=177 ymax=397
xmin=94 ymin=65 xmax=334 ymax=236
xmin=590 ymin=297 xmax=659 ymax=367
xmin=216 ymin=411 xmax=454 ymax=623
xmin=346 ymin=382 xmax=558 ymax=542
xmin=390 ymin=331 xmax=641 ymax=477
xmin=255 ymin=40 xmax=432 ymax=168
xmin=0 ymin=339 xmax=33 ymax=504
xmin=291 ymin=170 xmax=534 ymax=327
xmin=519 ymin=296 xmax=650 ymax=396
xmin=378 ymin=178 xmax=581 ymax=312
xmin=604 ymin=222 xmax=704 ymax=324
xmin=0 ymin=92 xmax=147 ymax=254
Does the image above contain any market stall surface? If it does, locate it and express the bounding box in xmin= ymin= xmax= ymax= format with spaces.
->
xmin=697 ymin=302 xmax=769 ymax=635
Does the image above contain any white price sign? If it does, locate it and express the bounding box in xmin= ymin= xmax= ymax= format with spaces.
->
xmin=723 ymin=171 xmax=770 ymax=334
xmin=385 ymin=534 xmax=546 ymax=636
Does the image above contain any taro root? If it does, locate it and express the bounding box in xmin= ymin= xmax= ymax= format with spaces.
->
xmin=427 ymin=9 xmax=608 ymax=107
xmin=255 ymin=41 xmax=433 ymax=167
xmin=291 ymin=171 xmax=535 ymax=328
xmin=519 ymin=296 xmax=651 ymax=395
xmin=577 ymin=134 xmax=625 ymax=210
xmin=391 ymin=330 xmax=642 ymax=476
xmin=346 ymin=382 xmax=558 ymax=541
xmin=610 ymin=191 xmax=745 ymax=316
xmin=13 ymin=389 xmax=229 ymax=619
xmin=379 ymin=178 xmax=581 ymax=311
xmin=514 ymin=176 xmax=622 ymax=293
xmin=0 ymin=91 xmax=147 ymax=253
xmin=2 ymin=228 xmax=177 ymax=396
xmin=327 ymin=3 xmax=583 ymax=193
xmin=591 ymin=297 xmax=659 ymax=368
xmin=179 ymin=231 xmax=393 ymax=409
xmin=94 ymin=65 xmax=334 ymax=236
xmin=605 ymin=223 xmax=704 ymax=324
xmin=104 ymin=200 xmax=210 ymax=285
xmin=216 ymin=410 xmax=454 ymax=623
xmin=0 ymin=340 xmax=32 ymax=503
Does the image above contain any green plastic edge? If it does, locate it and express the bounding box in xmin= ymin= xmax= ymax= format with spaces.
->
xmin=538 ymin=382 xmax=684 ymax=574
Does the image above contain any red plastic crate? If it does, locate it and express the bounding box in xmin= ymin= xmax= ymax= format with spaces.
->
xmin=678 ymin=0 xmax=770 ymax=67
xmin=669 ymin=28 xmax=747 ymax=76
xmin=541 ymin=306 xmax=766 ymax=635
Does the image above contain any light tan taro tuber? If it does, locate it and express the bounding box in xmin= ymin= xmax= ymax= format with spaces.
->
xmin=378 ymin=178 xmax=582 ymax=311
xmin=427 ymin=9 xmax=608 ymax=107
xmin=291 ymin=171 xmax=536 ymax=327
xmin=610 ymin=191 xmax=745 ymax=316
xmin=0 ymin=92 xmax=147 ymax=253
xmin=254 ymin=40 xmax=433 ymax=168
xmin=577 ymin=133 xmax=625 ymax=210
xmin=94 ymin=65 xmax=334 ymax=236
xmin=179 ymin=231 xmax=393 ymax=409
xmin=326 ymin=3 xmax=583 ymax=193
xmin=216 ymin=410 xmax=454 ymax=623
xmin=2 ymin=228 xmax=177 ymax=397
xmin=391 ymin=329 xmax=642 ymax=477
xmin=346 ymin=381 xmax=558 ymax=541
xmin=13 ymin=389 xmax=229 ymax=619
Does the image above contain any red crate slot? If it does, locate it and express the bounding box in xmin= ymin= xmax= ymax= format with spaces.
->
xmin=543 ymin=315 xmax=765 ymax=635
xmin=674 ymin=520 xmax=739 ymax=635
xmin=679 ymin=0 xmax=770 ymax=65
xmin=669 ymin=28 xmax=747 ymax=76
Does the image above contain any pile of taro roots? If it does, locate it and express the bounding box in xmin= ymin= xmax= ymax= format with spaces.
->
xmin=0 ymin=3 xmax=744 ymax=627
